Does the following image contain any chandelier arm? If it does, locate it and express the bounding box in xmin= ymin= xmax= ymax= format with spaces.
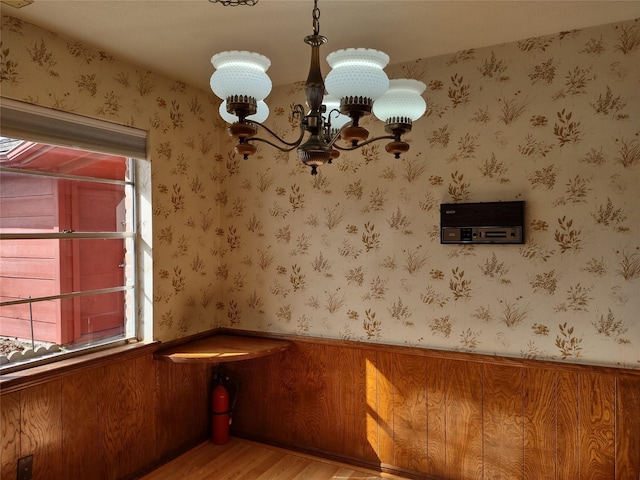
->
xmin=246 ymin=135 xmax=303 ymax=153
xmin=240 ymin=103 xmax=306 ymax=148
xmin=325 ymin=122 xmax=351 ymax=146
xmin=331 ymin=134 xmax=396 ymax=151
xmin=246 ymin=120 xmax=305 ymax=147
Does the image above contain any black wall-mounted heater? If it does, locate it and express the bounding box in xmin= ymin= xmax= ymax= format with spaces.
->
xmin=440 ymin=201 xmax=524 ymax=244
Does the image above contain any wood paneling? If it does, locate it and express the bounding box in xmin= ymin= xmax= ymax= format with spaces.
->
xmin=426 ymin=356 xmax=446 ymax=478
xmin=120 ymin=355 xmax=156 ymax=476
xmin=340 ymin=348 xmax=376 ymax=462
xmin=579 ymin=373 xmax=616 ymax=479
xmin=98 ymin=359 xmax=132 ymax=479
xmin=523 ymin=368 xmax=557 ymax=479
xmin=61 ymin=370 xmax=99 ymax=479
xmin=286 ymin=343 xmax=324 ymax=447
xmin=265 ymin=352 xmax=288 ymax=446
xmin=20 ymin=380 xmax=63 ymax=480
xmin=300 ymin=344 xmax=330 ymax=450
xmin=617 ymin=376 xmax=640 ymax=479
xmin=557 ymin=370 xmax=580 ymax=479
xmin=1 ymin=344 xmax=209 ymax=480
xmin=483 ymin=364 xmax=523 ymax=479
xmin=375 ymin=351 xmax=394 ymax=467
xmin=136 ymin=355 xmax=158 ymax=467
xmin=1 ymin=391 xmax=21 ymax=480
xmin=445 ymin=359 xmax=483 ymax=480
xmin=224 ymin=333 xmax=640 ymax=480
xmin=392 ymin=353 xmax=427 ymax=473
xmin=154 ymin=359 xmax=210 ymax=461
xmin=2 ymin=332 xmax=640 ymax=480
xmin=225 ymin=353 xmax=267 ymax=438
xmin=363 ymin=351 xmax=379 ymax=464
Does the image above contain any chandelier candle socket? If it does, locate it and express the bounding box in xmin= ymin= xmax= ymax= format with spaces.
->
xmin=209 ymin=0 xmax=427 ymax=174
xmin=322 ymin=95 xmax=351 ymax=132
xmin=219 ymin=100 xmax=269 ymax=124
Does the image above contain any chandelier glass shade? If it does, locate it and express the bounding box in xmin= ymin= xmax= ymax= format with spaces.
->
xmin=324 ymin=48 xmax=390 ymax=102
xmin=210 ymin=51 xmax=272 ymax=101
xmin=209 ymin=0 xmax=427 ymax=174
xmin=373 ymin=79 xmax=427 ymax=123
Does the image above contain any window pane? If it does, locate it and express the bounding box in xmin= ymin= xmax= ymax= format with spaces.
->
xmin=72 ymin=182 xmax=131 ymax=233
xmin=1 ymin=110 xmax=143 ymax=370
xmin=0 ymin=291 xmax=130 ymax=347
xmin=76 ymin=291 xmax=127 ymax=340
xmin=0 ymin=299 xmax=61 ymax=344
xmin=1 ymin=238 xmax=131 ymax=296
xmin=0 ymin=139 xmax=129 ymax=180
xmin=0 ymin=237 xmax=134 ymax=346
xmin=66 ymin=237 xmax=133 ymax=290
xmin=1 ymin=136 xmax=136 ymax=366
xmin=0 ymin=172 xmax=131 ymax=233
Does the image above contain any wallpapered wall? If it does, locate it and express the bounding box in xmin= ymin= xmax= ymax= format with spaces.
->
xmin=213 ymin=18 xmax=640 ymax=369
xmin=0 ymin=14 xmax=222 ymax=342
xmin=1 ymin=15 xmax=639 ymax=369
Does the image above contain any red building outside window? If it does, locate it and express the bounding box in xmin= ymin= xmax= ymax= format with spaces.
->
xmin=0 ymin=137 xmax=135 ymax=348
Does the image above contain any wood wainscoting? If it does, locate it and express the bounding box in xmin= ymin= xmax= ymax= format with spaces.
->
xmin=2 ymin=332 xmax=639 ymax=479
xmin=0 ymin=343 xmax=213 ymax=480
xmin=221 ymin=332 xmax=640 ymax=480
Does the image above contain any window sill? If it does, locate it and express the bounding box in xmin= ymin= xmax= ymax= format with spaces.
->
xmin=0 ymin=340 xmax=159 ymax=394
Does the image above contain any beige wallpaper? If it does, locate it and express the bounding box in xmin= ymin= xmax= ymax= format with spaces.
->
xmin=1 ymin=15 xmax=639 ymax=369
xmin=0 ymin=14 xmax=223 ymax=341
xmin=213 ymin=19 xmax=640 ymax=369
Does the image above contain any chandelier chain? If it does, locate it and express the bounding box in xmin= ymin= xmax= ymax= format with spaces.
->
xmin=312 ymin=0 xmax=320 ymax=35
xmin=208 ymin=0 xmax=258 ymax=6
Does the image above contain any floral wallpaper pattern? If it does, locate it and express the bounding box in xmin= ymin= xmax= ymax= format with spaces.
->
xmin=1 ymin=14 xmax=221 ymax=340
xmin=1 ymin=14 xmax=639 ymax=369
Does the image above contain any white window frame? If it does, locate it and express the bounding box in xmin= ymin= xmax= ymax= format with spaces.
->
xmin=0 ymin=98 xmax=150 ymax=372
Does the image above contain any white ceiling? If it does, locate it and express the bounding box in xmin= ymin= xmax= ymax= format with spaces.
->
xmin=3 ymin=0 xmax=640 ymax=92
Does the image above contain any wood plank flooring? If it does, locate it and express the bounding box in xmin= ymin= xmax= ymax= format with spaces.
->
xmin=141 ymin=438 xmax=410 ymax=480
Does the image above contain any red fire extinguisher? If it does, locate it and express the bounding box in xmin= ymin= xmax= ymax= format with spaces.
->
xmin=212 ymin=382 xmax=230 ymax=445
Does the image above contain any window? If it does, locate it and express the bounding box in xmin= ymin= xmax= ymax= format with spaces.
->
xmin=0 ymin=99 xmax=148 ymax=372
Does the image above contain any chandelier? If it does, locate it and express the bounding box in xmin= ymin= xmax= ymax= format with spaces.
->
xmin=209 ymin=0 xmax=427 ymax=175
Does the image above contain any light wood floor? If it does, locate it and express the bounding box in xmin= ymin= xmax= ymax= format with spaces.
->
xmin=141 ymin=437 xmax=410 ymax=480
